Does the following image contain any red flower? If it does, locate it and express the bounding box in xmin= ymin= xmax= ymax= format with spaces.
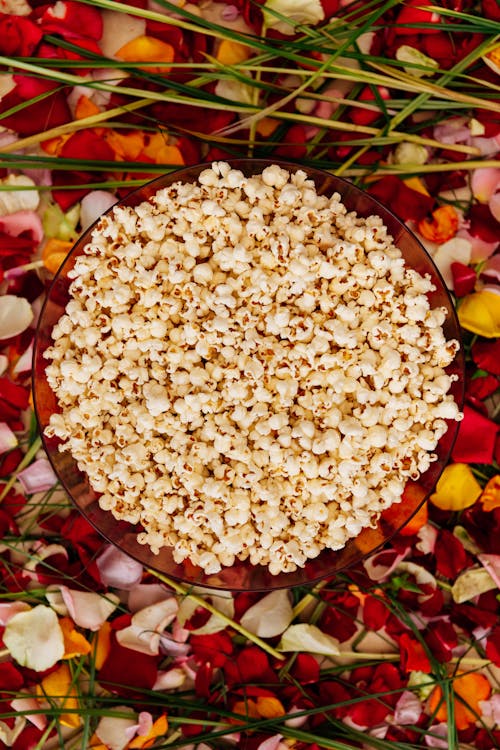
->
xmin=190 ymin=630 xmax=233 ymax=668
xmin=0 ymin=14 xmax=42 ymax=56
xmin=223 ymin=646 xmax=278 ymax=686
xmin=434 ymin=530 xmax=471 ymax=579
xmin=452 ymin=405 xmax=499 ymax=465
xmin=347 ymin=663 xmax=403 ymax=727
xmin=399 ymin=632 xmax=432 ymax=673
xmin=98 ymin=633 xmax=158 ymax=697
xmin=319 ymin=590 xmax=359 ymax=642
xmin=290 ymin=653 xmax=320 ymax=684
xmin=485 ymin=626 xmax=500 ymax=667
xmin=368 ymin=176 xmax=435 ymax=222
xmin=39 ymin=0 xmax=103 ymax=41
xmin=425 ymin=620 xmax=458 ymax=662
xmin=363 ymin=595 xmax=389 ymax=631
xmin=472 ymin=338 xmax=500 ymax=376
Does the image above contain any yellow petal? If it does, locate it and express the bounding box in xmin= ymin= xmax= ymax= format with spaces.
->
xmin=403 ymin=177 xmax=430 ymax=196
xmin=458 ymin=290 xmax=500 ymax=338
xmin=42 ymin=238 xmax=73 ymax=274
xmin=106 ymin=130 xmax=145 ymax=161
xmin=115 ymin=35 xmax=174 ymax=73
xmin=216 ymin=40 xmax=251 ymax=65
xmin=429 ymin=463 xmax=482 ymax=511
xmin=128 ymin=714 xmax=168 ymax=748
xmin=60 ymin=617 xmax=92 ymax=659
xmin=141 ymin=134 xmax=184 ymax=165
xmin=479 ymin=475 xmax=500 ymax=511
xmin=38 ymin=664 xmax=80 ymax=728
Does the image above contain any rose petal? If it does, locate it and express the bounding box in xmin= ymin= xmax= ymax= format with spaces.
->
xmin=0 ymin=422 xmax=18 ymax=454
xmin=0 ymin=295 xmax=33 ymax=339
xmin=458 ymin=289 xmax=500 ymax=337
xmin=0 ymin=601 xmax=31 ymax=625
xmin=363 ymin=547 xmax=410 ymax=581
xmin=95 ymin=709 xmax=137 ymax=750
xmin=3 ymin=605 xmax=64 ymax=671
xmin=177 ymin=588 xmax=234 ymax=635
xmin=100 ymin=9 xmax=146 ymax=57
xmin=60 ymin=586 xmax=119 ymax=631
xmin=96 ymin=545 xmax=143 ymax=590
xmin=240 ymin=590 xmax=293 ymax=638
xmin=471 ymin=167 xmax=500 ymax=203
xmin=394 ymin=690 xmax=423 ymax=725
xmin=432 ymin=237 xmax=471 ymax=289
xmin=127 ymin=583 xmax=169 ymax=612
xmin=12 ymin=341 xmax=34 ymax=376
xmin=256 ymin=735 xmax=285 ymax=750
xmin=452 ymin=405 xmax=498 ymax=464
xmin=11 ymin=696 xmax=47 ymax=731
xmin=430 ymin=463 xmax=482 ymax=511
xmin=263 ymin=0 xmax=324 ymax=34
xmin=490 ymin=192 xmax=500 ymax=223
xmin=116 ymin=598 xmax=178 ymax=655
xmin=152 ymin=667 xmax=187 ymax=691
xmin=17 ymin=458 xmax=58 ymax=494
xmin=457 ymin=228 xmax=498 ymax=262
xmin=278 ymin=623 xmax=340 ymax=656
xmin=478 ymin=694 xmax=500 ymax=725
xmin=0 ymin=175 xmax=39 ymax=215
xmin=80 ymin=191 xmax=117 ymax=232
xmin=477 ymin=554 xmax=500 ymax=588
xmin=451 ymin=567 xmax=498 ymax=603
xmin=424 ymin=724 xmax=449 ymax=749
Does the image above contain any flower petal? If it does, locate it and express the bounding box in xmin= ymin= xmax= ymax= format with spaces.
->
xmin=96 ymin=545 xmax=143 ymax=590
xmin=3 ymin=605 xmax=64 ymax=671
xmin=116 ymin=597 xmax=178 ymax=655
xmin=429 ymin=463 xmax=482 ymax=511
xmin=471 ymin=167 xmax=500 ymax=203
xmin=10 ymin=696 xmax=47 ymax=731
xmin=0 ymin=601 xmax=31 ymax=625
xmin=278 ymin=623 xmax=340 ymax=656
xmin=0 ymin=422 xmax=18 ymax=454
xmin=0 ymin=175 xmax=39 ymax=215
xmin=394 ymin=690 xmax=422 ymax=725
xmin=458 ymin=289 xmax=500 ymax=337
xmin=95 ymin=707 xmax=137 ymax=750
xmin=17 ymin=458 xmax=58 ymax=494
xmin=0 ymin=295 xmax=33 ymax=340
xmin=60 ymin=586 xmax=119 ymax=631
xmin=80 ymin=191 xmax=116 ymax=232
xmin=178 ymin=588 xmax=234 ymax=635
xmin=240 ymin=590 xmax=293 ymax=638
xmin=432 ymin=237 xmax=471 ymax=289
xmin=451 ymin=567 xmax=498 ymax=603
xmin=263 ymin=0 xmax=324 ymax=34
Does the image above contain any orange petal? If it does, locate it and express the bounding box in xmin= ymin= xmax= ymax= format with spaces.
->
xmin=404 ymin=177 xmax=430 ymax=196
xmin=128 ymin=714 xmax=168 ymax=749
xmin=256 ymin=696 xmax=286 ymax=719
xmin=230 ymin=699 xmax=260 ymax=724
xmin=141 ymin=133 xmax=184 ymax=165
xmin=94 ymin=621 xmax=112 ymax=670
xmin=41 ymin=135 xmax=71 ymax=156
xmin=38 ymin=663 xmax=80 ymax=728
xmin=115 ymin=35 xmax=174 ymax=73
xmin=60 ymin=617 xmax=92 ymax=659
xmin=418 ymin=205 xmax=459 ymax=243
xmin=428 ymin=672 xmax=491 ymax=731
xmin=256 ymin=117 xmax=280 ymax=137
xmin=106 ymin=130 xmax=145 ymax=161
xmin=480 ymin=475 xmax=500 ymax=511
xmin=75 ymin=95 xmax=101 ymax=120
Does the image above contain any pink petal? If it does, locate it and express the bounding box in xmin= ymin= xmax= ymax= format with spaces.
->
xmin=96 ymin=545 xmax=143 ymax=590
xmin=17 ymin=458 xmax=57 ymax=494
xmin=470 ymin=136 xmax=500 ymax=157
xmin=433 ymin=121 xmax=470 ymax=145
xmin=159 ymin=633 xmax=191 ymax=658
xmin=477 ymin=554 xmax=500 ymax=588
xmin=21 ymin=168 xmax=52 ymax=187
xmin=0 ymin=210 xmax=44 ymax=244
xmin=124 ymin=712 xmax=153 ymax=742
xmin=256 ymin=735 xmax=284 ymax=750
xmin=479 ymin=694 xmax=500 ymax=725
xmin=284 ymin=707 xmax=309 ymax=728
xmin=0 ymin=601 xmax=31 ymax=625
xmin=0 ymin=295 xmax=34 ymax=339
xmin=471 ymin=167 xmax=500 ymax=203
xmin=456 ymin=228 xmax=498 ymax=262
xmin=482 ymin=253 xmax=500 ymax=282
xmin=11 ymin=697 xmax=47 ymax=731
xmin=425 ymin=724 xmax=449 ymax=748
xmin=394 ymin=690 xmax=422 ymax=725
xmin=490 ymin=192 xmax=500 ymax=223
xmin=95 ymin=710 xmax=137 ymax=750
xmin=363 ymin=547 xmax=411 ymax=581
xmin=415 ymin=524 xmax=438 ymax=555
xmin=13 ymin=341 xmax=34 ymax=376
xmin=221 ymin=4 xmax=240 ymax=20
xmin=59 ymin=586 xmax=119 ymax=630
xmin=0 ymin=422 xmax=18 ymax=454
xmin=127 ymin=583 xmax=169 ymax=612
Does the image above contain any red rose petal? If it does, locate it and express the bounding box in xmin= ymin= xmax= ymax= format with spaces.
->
xmin=472 ymin=338 xmax=500 ymax=375
xmin=451 ymin=262 xmax=477 ymax=297
xmin=368 ymin=176 xmax=435 ymax=222
xmin=452 ymin=405 xmax=499 ymax=464
xmin=434 ymin=530 xmax=471 ymax=579
xmin=0 ymin=14 xmax=42 ymax=56
xmin=399 ymin=633 xmax=432 ymax=673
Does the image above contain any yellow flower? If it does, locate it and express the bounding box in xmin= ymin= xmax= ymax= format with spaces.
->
xmin=429 ymin=463 xmax=482 ymax=511
xmin=458 ymin=290 xmax=500 ymax=338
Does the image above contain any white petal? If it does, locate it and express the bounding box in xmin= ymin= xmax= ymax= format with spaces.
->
xmin=394 ymin=690 xmax=422 ymax=725
xmin=240 ymin=590 xmax=293 ymax=638
xmin=0 ymin=717 xmax=26 ymax=746
xmin=278 ymin=623 xmax=340 ymax=656
xmin=80 ymin=191 xmax=117 ymax=232
xmin=451 ymin=567 xmax=497 ymax=603
xmin=177 ymin=587 xmax=234 ymax=635
xmin=116 ymin=597 xmax=178 ymax=655
xmin=60 ymin=587 xmax=119 ymax=630
xmin=128 ymin=583 xmax=170 ymax=612
xmin=100 ymin=10 xmax=146 ymax=57
xmin=153 ymin=668 xmax=187 ymax=690
xmin=0 ymin=175 xmax=39 ymax=215
xmin=13 ymin=341 xmax=33 ymax=376
xmin=0 ymin=295 xmax=33 ymax=340
xmin=432 ymin=237 xmax=472 ymax=290
xmin=3 ymin=605 xmax=64 ymax=671
xmin=0 ymin=601 xmax=31 ymax=625
xmin=263 ymin=0 xmax=324 ymax=34
xmin=95 ymin=708 xmax=137 ymax=750
xmin=96 ymin=545 xmax=143 ymax=590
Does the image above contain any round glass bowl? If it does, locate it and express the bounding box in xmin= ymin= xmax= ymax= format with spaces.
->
xmin=33 ymin=160 xmax=465 ymax=591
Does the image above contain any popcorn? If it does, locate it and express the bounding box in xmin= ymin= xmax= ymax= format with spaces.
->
xmin=45 ymin=162 xmax=462 ymax=576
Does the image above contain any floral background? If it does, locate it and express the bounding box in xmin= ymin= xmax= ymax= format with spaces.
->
xmin=0 ymin=0 xmax=499 ymax=749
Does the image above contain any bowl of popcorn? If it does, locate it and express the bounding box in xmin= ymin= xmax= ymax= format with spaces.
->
xmin=33 ymin=160 xmax=464 ymax=591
